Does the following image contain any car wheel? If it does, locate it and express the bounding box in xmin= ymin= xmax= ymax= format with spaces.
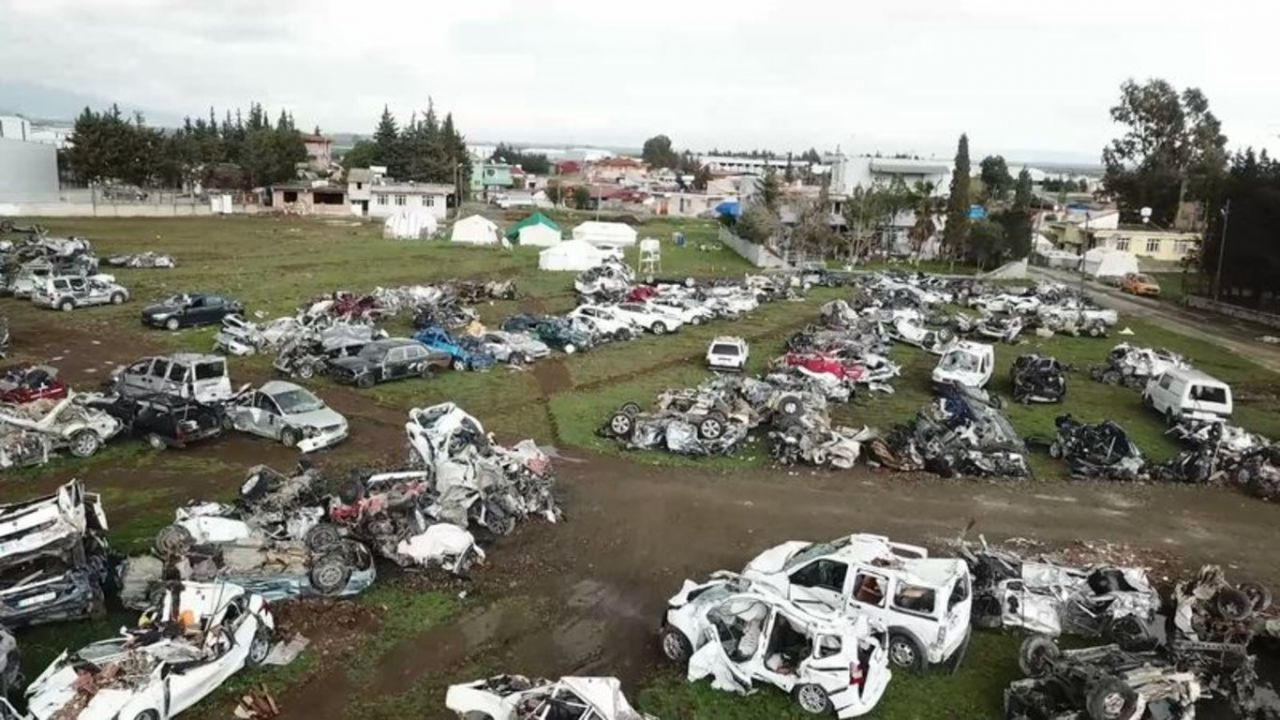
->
xmin=165 ymin=317 xmax=180 ymax=331
xmin=155 ymin=524 xmax=195 ymax=559
xmin=1086 ymin=677 xmax=1138 ymax=720
xmin=777 ymin=394 xmax=803 ymax=418
xmin=888 ymin=632 xmax=925 ymax=672
xmin=509 ymin=352 xmax=526 ymax=366
xmin=304 ymin=523 xmax=343 ymax=552
xmin=281 ymin=427 xmax=300 ymax=448
xmin=562 ymin=343 xmax=577 ymax=355
xmin=110 ymin=292 xmax=125 ymax=305
xmin=1018 ymin=635 xmax=1061 ymax=677
xmin=1240 ymin=582 xmax=1273 ymax=612
xmin=1103 ymin=615 xmax=1152 ymax=648
xmin=146 ymin=433 xmax=167 ymax=451
xmin=620 ymin=402 xmax=642 ymax=416
xmin=296 ymin=363 xmax=316 ymax=380
xmin=356 ymin=373 xmax=375 ymax=389
xmin=660 ymin=626 xmax=693 ymax=663
xmin=419 ymin=364 xmax=434 ymax=379
xmin=452 ymin=356 xmax=465 ymax=370
xmin=221 ymin=412 xmax=237 ymax=431
xmin=69 ymin=429 xmax=101 ymax=457
xmin=133 ymin=711 xmax=161 ymax=720
xmin=487 ymin=512 xmax=517 ymax=537
xmin=246 ymin=626 xmax=272 ymax=667
xmin=310 ymin=552 xmax=352 ymax=595
xmin=614 ymin=328 xmax=632 ymax=342
xmin=792 ymin=683 xmax=832 ymax=715
xmin=462 ymin=713 xmax=495 ymax=720
xmin=1216 ymin=587 xmax=1254 ymax=621
xmin=651 ymin=321 xmax=667 ymax=335
xmin=697 ymin=412 xmax=726 ymax=440
xmin=608 ymin=412 xmax=635 ymax=438
xmin=59 ymin=299 xmax=75 ymax=312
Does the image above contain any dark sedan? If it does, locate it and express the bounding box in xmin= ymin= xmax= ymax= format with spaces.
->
xmin=141 ymin=293 xmax=244 ymax=330
xmin=329 ymin=338 xmax=451 ymax=388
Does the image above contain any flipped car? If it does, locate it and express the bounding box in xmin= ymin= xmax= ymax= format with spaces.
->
xmin=932 ymin=341 xmax=995 ymax=389
xmin=0 ymin=364 xmax=67 ymax=404
xmin=412 ymin=327 xmax=496 ymax=371
xmin=30 ymin=275 xmax=129 ymax=311
xmin=0 ymin=480 xmax=114 ymax=628
xmin=16 ymin=582 xmax=274 ymax=720
xmin=445 ymin=675 xmax=655 ymax=720
xmin=141 ymin=293 xmax=244 ymax=330
xmin=1050 ymin=415 xmax=1147 ymax=481
xmin=661 ymin=576 xmax=891 ymax=718
xmin=328 ymin=338 xmax=451 ymax=388
xmin=1010 ymin=354 xmax=1066 ymax=404
xmin=223 ymin=381 xmax=348 ymax=452
xmin=471 ymin=330 xmax=550 ymax=365
xmin=741 ymin=533 xmax=972 ymax=672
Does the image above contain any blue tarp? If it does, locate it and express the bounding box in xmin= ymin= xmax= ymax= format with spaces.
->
xmin=715 ymin=201 xmax=741 ymax=218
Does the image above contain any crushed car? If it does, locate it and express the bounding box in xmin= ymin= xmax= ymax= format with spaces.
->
xmin=0 ymin=394 xmax=123 ymax=467
xmin=110 ymin=354 xmax=233 ymax=404
xmin=575 ymin=258 xmax=635 ymax=299
xmin=445 ymin=675 xmax=655 ymax=720
xmin=1091 ymin=343 xmax=1190 ymax=389
xmin=223 ymin=381 xmax=348 ymax=452
xmin=30 ymin=274 xmax=129 ymax=311
xmin=104 ymin=251 xmax=175 ymax=268
xmin=661 ymin=575 xmax=891 ymax=718
xmin=0 ymin=364 xmax=68 ymax=405
xmin=87 ymin=393 xmax=224 ymax=450
xmin=1010 ymin=354 xmax=1067 ymax=404
xmin=1048 ymin=415 xmax=1147 ymax=481
xmin=412 ymin=326 xmax=496 ymax=371
xmin=932 ymin=341 xmax=995 ymax=390
xmin=867 ymin=387 xmax=1030 ymax=478
xmin=470 ymin=330 xmax=550 ymax=365
xmin=329 ymin=337 xmax=452 ymax=387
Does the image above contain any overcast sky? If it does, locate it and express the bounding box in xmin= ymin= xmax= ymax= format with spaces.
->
xmin=3 ymin=0 xmax=1277 ymax=162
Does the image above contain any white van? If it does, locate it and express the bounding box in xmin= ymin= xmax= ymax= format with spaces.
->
xmin=111 ymin=354 xmax=233 ymax=403
xmin=1143 ymin=367 xmax=1233 ymax=423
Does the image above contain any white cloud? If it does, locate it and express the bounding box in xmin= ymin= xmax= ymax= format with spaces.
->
xmin=2 ymin=0 xmax=1277 ymax=160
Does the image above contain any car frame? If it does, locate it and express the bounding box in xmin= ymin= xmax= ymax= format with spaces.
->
xmin=111 ymin=354 xmax=234 ymax=404
xmin=445 ymin=674 xmax=656 ymax=720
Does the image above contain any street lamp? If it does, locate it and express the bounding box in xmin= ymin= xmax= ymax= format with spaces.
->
xmin=1213 ymin=199 xmax=1231 ymax=301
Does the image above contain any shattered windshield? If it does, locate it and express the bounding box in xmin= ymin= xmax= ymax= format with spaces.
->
xmin=273 ymin=388 xmax=325 ymax=414
xmin=784 ymin=538 xmax=852 ymax=570
xmin=940 ymin=350 xmax=980 ymax=372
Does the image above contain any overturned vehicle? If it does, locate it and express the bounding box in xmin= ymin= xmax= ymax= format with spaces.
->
xmin=0 ymin=394 xmax=123 ymax=468
xmin=1011 ymin=354 xmax=1067 ymax=404
xmin=867 ymin=387 xmax=1030 ymax=478
xmin=1091 ymin=343 xmax=1189 ymax=389
xmin=1048 ymin=415 xmax=1147 ymax=481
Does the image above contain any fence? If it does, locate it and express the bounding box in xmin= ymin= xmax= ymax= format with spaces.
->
xmin=0 ymin=187 xmax=263 ymax=218
xmin=717 ymin=226 xmax=788 ymax=269
xmin=1185 ymin=296 xmax=1280 ymax=330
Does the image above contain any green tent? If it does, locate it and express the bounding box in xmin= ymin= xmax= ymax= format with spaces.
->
xmin=505 ymin=212 xmax=562 ymax=242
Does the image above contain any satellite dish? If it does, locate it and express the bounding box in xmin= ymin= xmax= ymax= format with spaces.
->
xmin=1140 ymin=207 xmax=1152 ymax=218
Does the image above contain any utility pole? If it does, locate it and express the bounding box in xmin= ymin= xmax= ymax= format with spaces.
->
xmin=1213 ymin=198 xmax=1231 ymax=301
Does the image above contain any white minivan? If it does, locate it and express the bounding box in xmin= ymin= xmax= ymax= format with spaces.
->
xmin=1143 ymin=367 xmax=1233 ymax=423
xmin=111 ymin=354 xmax=234 ymax=403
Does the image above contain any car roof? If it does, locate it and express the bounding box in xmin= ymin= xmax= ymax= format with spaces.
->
xmin=814 ymin=535 xmax=965 ymax=588
xmin=1159 ymin=366 xmax=1229 ymax=386
xmin=260 ymin=380 xmax=306 ymax=395
xmin=158 ymin=353 xmax=223 ymax=364
xmin=711 ymin=336 xmax=746 ymax=344
xmin=371 ymin=338 xmax=419 ymax=348
xmin=948 ymin=340 xmax=993 ymax=355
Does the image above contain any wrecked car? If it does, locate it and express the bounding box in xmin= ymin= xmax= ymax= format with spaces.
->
xmin=471 ymin=330 xmax=550 ymax=365
xmin=1143 ymin=367 xmax=1233 ymax=425
xmin=1173 ymin=565 xmax=1271 ymax=645
xmin=0 ymin=628 xmax=16 ymax=698
xmin=329 ymin=338 xmax=451 ymax=387
xmin=446 ymin=675 xmax=655 ymax=720
xmin=706 ymin=336 xmax=749 ymax=372
xmin=742 ymin=533 xmax=973 ymax=671
xmin=610 ymin=302 xmax=685 ymax=335
xmin=768 ymin=414 xmax=873 ymax=469
xmin=104 ymin=251 xmax=175 ymax=269
xmin=30 ymin=274 xmax=129 ymax=311
xmin=110 ymin=354 xmax=233 ymax=404
xmin=0 ymin=394 xmax=123 ymax=465
xmin=867 ymin=387 xmax=1029 ymax=478
xmin=932 ymin=341 xmax=995 ymax=390
xmin=889 ymin=317 xmax=956 ymax=355
xmin=661 ymin=575 xmax=891 ymax=718
xmin=88 ymin=393 xmax=224 ymax=450
xmin=17 ymin=582 xmax=274 ymax=720
xmin=141 ymin=292 xmax=243 ymax=330
xmin=1049 ymin=415 xmax=1147 ymax=481
xmin=0 ymin=364 xmax=68 ymax=405
xmin=567 ymin=305 xmax=637 ymax=341
xmin=1010 ymin=354 xmax=1067 ymax=404
xmin=958 ymin=542 xmax=1159 ymax=644
xmin=575 ymin=258 xmax=635 ymax=298
xmin=0 ymin=480 xmax=115 ymax=627
xmin=1035 ymin=306 xmax=1114 ymax=338
xmin=601 ymin=394 xmax=751 ymax=457
xmin=270 ymin=323 xmax=384 ymax=379
xmin=1091 ymin=343 xmax=1189 ymax=389
xmin=224 ymin=381 xmax=348 ymax=452
xmin=412 ymin=326 xmax=496 ymax=371
xmin=502 ymin=314 xmax=590 ymax=354
xmin=976 ymin=314 xmax=1025 ymax=343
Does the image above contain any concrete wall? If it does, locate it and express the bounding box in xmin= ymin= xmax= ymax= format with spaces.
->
xmin=717 ymin=226 xmax=787 ymax=268
xmin=0 ymin=200 xmax=264 ymax=217
xmin=0 ymin=138 xmax=58 ymax=202
xmin=1185 ymin=296 xmax=1280 ymax=330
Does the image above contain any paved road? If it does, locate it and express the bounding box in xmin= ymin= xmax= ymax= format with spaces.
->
xmin=1029 ymin=266 xmax=1280 ymax=373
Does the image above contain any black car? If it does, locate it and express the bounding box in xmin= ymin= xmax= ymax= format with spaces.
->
xmin=90 ymin=393 xmax=224 ymax=449
xmin=1010 ymin=354 xmax=1067 ymax=404
xmin=328 ymin=338 xmax=452 ymax=388
xmin=141 ymin=293 xmax=244 ymax=330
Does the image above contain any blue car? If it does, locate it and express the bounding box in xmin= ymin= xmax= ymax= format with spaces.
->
xmin=412 ymin=327 xmax=495 ymax=371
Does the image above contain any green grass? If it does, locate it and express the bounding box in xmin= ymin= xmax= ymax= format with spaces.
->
xmin=636 ymin=632 xmax=1024 ymax=720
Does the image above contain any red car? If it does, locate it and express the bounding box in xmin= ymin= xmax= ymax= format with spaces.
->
xmin=0 ymin=365 xmax=68 ymax=404
xmin=626 ymin=286 xmax=658 ymax=302
xmin=782 ymin=352 xmax=865 ymax=382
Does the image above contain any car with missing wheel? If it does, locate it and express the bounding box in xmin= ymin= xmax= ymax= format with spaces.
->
xmin=660 ymin=575 xmax=892 ymax=718
xmin=328 ymin=338 xmax=451 ymax=388
xmin=223 ymin=381 xmax=348 ymax=452
xmin=30 ymin=275 xmax=129 ymax=311
xmin=740 ymin=533 xmax=973 ymax=673
xmin=140 ymin=293 xmax=244 ymax=330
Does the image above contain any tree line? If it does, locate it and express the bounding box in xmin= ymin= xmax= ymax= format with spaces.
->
xmin=64 ymin=103 xmax=306 ymax=190
xmin=342 ymin=103 xmax=470 ymax=195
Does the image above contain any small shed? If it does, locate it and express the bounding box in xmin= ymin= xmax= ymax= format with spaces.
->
xmin=506 ymin=212 xmax=563 ymax=247
xmin=1081 ymin=247 xmax=1139 ymax=279
xmin=538 ymin=239 xmax=609 ymax=272
xmin=450 ymin=214 xmax=504 ymax=246
xmin=571 ymin=221 xmax=638 ymax=248
xmin=383 ymin=206 xmax=439 ymax=240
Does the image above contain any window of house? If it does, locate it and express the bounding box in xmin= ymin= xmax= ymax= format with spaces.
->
xmin=395 ymin=194 xmax=406 ymax=206
xmin=282 ymin=190 xmax=298 ymax=203
xmin=1175 ymin=240 xmax=1190 ymax=254
xmin=1146 ymin=238 xmax=1161 ymax=254
xmin=376 ymin=194 xmax=387 ymax=206
xmin=356 ymin=182 xmax=364 ymax=190
xmin=1115 ymin=237 xmax=1130 ymax=251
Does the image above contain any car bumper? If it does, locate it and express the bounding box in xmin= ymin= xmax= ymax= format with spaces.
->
xmin=141 ymin=315 xmax=172 ymax=327
xmin=30 ymin=296 xmax=57 ymax=308
xmin=298 ymin=425 xmax=349 ymax=453
xmin=832 ymin=670 xmax=891 ymax=718
xmin=707 ymin=359 xmax=745 ymax=371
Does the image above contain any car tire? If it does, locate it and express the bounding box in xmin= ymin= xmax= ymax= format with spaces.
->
xmin=165 ymin=317 xmax=180 ymax=331
xmin=1086 ymin=677 xmax=1138 ymax=720
xmin=1103 ymin=615 xmax=1152 ymax=649
xmin=972 ymin=595 xmax=1003 ymax=629
xmin=660 ymin=626 xmax=693 ymax=663
xmin=1240 ymin=582 xmax=1273 ymax=612
xmin=59 ymin=299 xmax=75 ymax=312
xmin=155 ymin=524 xmax=195 ymax=559
xmin=310 ymin=552 xmax=352 ymax=595
xmin=281 ymin=428 xmax=301 ymax=448
xmin=792 ymin=683 xmax=832 ymax=715
xmin=697 ymin=412 xmax=727 ymax=440
xmin=305 ymin=523 xmax=343 ymax=553
xmin=562 ymin=343 xmax=577 ymax=355
xmin=296 ymin=363 xmax=316 ymax=380
xmin=221 ymin=412 xmax=237 ymax=431
xmin=246 ymin=626 xmax=272 ymax=667
xmin=608 ymin=412 xmax=635 ymax=438
xmin=110 ymin=292 xmax=125 ymax=305
xmin=777 ymin=394 xmax=803 ymax=418
xmin=509 ymin=352 xmax=526 ymax=366
xmin=486 ymin=512 xmax=517 ymax=537
xmin=69 ymin=429 xmax=101 ymax=457
xmin=651 ymin=321 xmax=667 ymax=335
xmin=888 ymin=632 xmax=926 ymax=672
xmin=620 ymin=402 xmax=642 ymax=416
xmin=1215 ymin=587 xmax=1254 ymax=621
xmin=356 ymin=373 xmax=375 ymax=389
xmin=462 ymin=713 xmax=495 ymax=720
xmin=1018 ymin=635 xmax=1060 ymax=677
xmin=146 ymin=433 xmax=167 ymax=450
xmin=133 ymin=711 xmax=161 ymax=720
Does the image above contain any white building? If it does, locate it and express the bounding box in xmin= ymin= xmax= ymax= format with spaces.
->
xmin=0 ymin=116 xmax=72 ymax=149
xmin=697 ymin=155 xmax=809 ymax=176
xmin=830 ymin=155 xmax=952 ymax=196
xmin=0 ymin=130 xmax=59 ymax=203
xmin=362 ymin=179 xmax=452 ymax=220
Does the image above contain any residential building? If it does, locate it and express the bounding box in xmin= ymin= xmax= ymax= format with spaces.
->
xmin=470 ymin=163 xmax=514 ymax=196
xmin=830 ymin=155 xmax=951 ymax=196
xmin=268 ymin=182 xmax=349 ymax=216
xmin=651 ymin=192 xmax=727 ymax=218
xmin=585 ymin=156 xmax=649 ymax=185
xmin=1090 ymin=228 xmax=1199 ymax=264
xmin=368 ymin=182 xmax=452 ymax=220
xmin=346 ymin=168 xmax=373 ymax=215
xmin=301 ymin=133 xmax=333 ymax=172
xmin=697 ymin=155 xmax=806 ymax=176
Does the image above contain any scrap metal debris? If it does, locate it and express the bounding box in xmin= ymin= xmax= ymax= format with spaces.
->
xmin=1049 ymin=415 xmax=1147 ymax=481
xmin=867 ymin=386 xmax=1030 ymax=478
xmin=103 ymin=252 xmax=176 ymax=268
xmin=1010 ymin=354 xmax=1067 ymax=404
xmin=1091 ymin=343 xmax=1190 ymax=388
xmin=0 ymin=394 xmax=123 ymax=469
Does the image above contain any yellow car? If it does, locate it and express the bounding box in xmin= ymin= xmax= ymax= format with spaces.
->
xmin=1121 ymin=273 xmax=1161 ymax=297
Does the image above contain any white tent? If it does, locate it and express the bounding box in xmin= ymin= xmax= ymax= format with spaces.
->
xmin=572 ymin=221 xmax=638 ymax=248
xmin=1081 ymin=247 xmax=1139 ymax=278
xmin=519 ymin=223 xmax=562 ymax=248
xmin=450 ymin=214 xmax=505 ymax=246
xmin=383 ymin=207 xmax=439 ymax=240
xmin=538 ymin=239 xmax=609 ymax=271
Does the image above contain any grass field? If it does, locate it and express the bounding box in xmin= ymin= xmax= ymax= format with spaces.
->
xmin=5 ymin=214 xmax=1279 ymax=719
